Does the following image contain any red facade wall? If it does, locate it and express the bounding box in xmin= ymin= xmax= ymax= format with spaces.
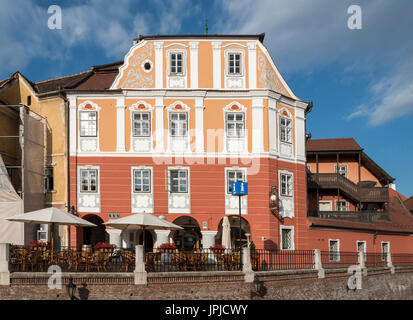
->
xmin=69 ymin=156 xmax=307 ymax=250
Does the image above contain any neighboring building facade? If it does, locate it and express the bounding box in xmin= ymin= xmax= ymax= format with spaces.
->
xmin=0 ymin=71 xmax=89 ymax=245
xmin=306 ymin=138 xmax=413 ymax=254
xmin=66 ymin=34 xmax=312 ymax=250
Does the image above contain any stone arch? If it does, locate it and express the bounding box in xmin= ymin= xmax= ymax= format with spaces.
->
xmin=172 ymin=216 xmax=202 ymax=251
xmin=215 ymin=216 xmax=251 ymax=249
xmin=81 ymin=214 xmax=107 ymax=246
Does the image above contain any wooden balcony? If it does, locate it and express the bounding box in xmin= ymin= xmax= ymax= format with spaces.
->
xmin=308 ymin=173 xmax=389 ymax=203
xmin=308 ymin=210 xmax=390 ymax=223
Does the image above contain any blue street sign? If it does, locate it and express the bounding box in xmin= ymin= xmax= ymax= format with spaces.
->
xmin=232 ymin=181 xmax=248 ymax=196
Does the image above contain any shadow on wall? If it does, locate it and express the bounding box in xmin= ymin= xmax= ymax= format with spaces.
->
xmin=78 ymin=283 xmax=90 ymax=300
xmin=263 ymin=239 xmax=277 ymax=250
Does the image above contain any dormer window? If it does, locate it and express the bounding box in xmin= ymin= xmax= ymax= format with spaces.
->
xmin=169 ymin=52 xmax=184 ymax=76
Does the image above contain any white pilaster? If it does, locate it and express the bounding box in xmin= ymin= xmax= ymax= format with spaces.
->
xmin=295 ymin=108 xmax=306 ymax=162
xmin=247 ymin=42 xmax=257 ymax=89
xmin=155 ymin=41 xmax=164 ymax=89
xmin=134 ymin=245 xmax=147 ymax=285
xmin=212 ymin=42 xmax=222 ymax=89
xmin=189 ymin=41 xmax=199 ymax=89
xmin=195 ymin=97 xmax=205 ymax=153
xmin=0 ymin=243 xmax=10 ymax=285
xmin=201 ymin=231 xmax=217 ymax=250
xmin=268 ymin=98 xmax=277 ymax=154
xmin=154 ymin=97 xmax=164 ymax=152
xmin=107 ymin=229 xmax=122 ymax=248
xmin=68 ymin=96 xmax=77 ymax=155
xmin=116 ymin=96 xmax=126 ymax=152
xmin=252 ymin=97 xmax=264 ymax=153
xmin=154 ymin=230 xmax=171 ymax=248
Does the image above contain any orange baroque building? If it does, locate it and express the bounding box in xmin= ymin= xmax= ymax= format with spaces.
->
xmin=66 ymin=34 xmax=312 ymax=251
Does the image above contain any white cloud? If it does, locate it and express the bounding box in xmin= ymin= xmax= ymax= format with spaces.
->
xmin=0 ymin=0 xmax=199 ymax=76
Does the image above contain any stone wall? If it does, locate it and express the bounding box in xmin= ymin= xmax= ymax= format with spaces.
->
xmin=1 ymin=267 xmax=413 ymax=300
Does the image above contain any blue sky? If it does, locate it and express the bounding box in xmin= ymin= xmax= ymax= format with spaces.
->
xmin=1 ymin=0 xmax=412 ymax=197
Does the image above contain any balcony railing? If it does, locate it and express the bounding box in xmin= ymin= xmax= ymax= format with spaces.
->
xmin=308 ymin=173 xmax=389 ymax=203
xmin=308 ymin=210 xmax=390 ymax=223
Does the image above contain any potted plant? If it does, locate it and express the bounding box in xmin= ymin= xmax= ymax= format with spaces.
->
xmin=29 ymin=240 xmax=48 ymax=251
xmin=157 ymin=243 xmax=177 ymax=253
xmin=94 ymin=242 xmax=117 ymax=252
xmin=249 ymin=241 xmax=259 ymax=270
xmin=210 ymin=244 xmax=225 ymax=254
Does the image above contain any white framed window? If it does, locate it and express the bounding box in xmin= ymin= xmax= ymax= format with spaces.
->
xmin=227 ymin=52 xmax=242 ymax=75
xmin=227 ymin=170 xmax=245 ymax=194
xmin=133 ymin=169 xmax=151 ymax=193
xmin=170 ymin=169 xmax=188 ymax=193
xmin=79 ymin=111 xmax=97 ymax=137
xmin=80 ymin=169 xmax=98 ymax=193
xmin=226 ymin=112 xmax=245 ymax=138
xmin=381 ymin=242 xmax=390 ymax=261
xmin=335 ymin=165 xmax=348 ymax=178
xmin=329 ymin=239 xmax=340 ymax=262
xmin=280 ymin=173 xmax=293 ymax=197
xmin=169 ymin=51 xmax=184 ymax=76
xmin=280 ymin=116 xmax=292 ymax=143
xmin=357 ymin=241 xmax=366 ymax=260
xmin=280 ymin=226 xmax=294 ymax=251
xmin=335 ymin=200 xmax=348 ymax=212
xmin=132 ymin=112 xmax=151 ymax=137
xmin=170 ymin=112 xmax=188 ymax=137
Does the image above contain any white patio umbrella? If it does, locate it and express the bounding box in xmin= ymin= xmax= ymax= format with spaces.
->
xmin=103 ymin=212 xmax=183 ymax=248
xmin=6 ymin=207 xmax=97 ymax=262
xmin=221 ymin=216 xmax=232 ymax=250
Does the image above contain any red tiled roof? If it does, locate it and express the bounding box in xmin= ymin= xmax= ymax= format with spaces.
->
xmin=73 ymin=72 xmax=118 ymax=90
xmin=308 ymin=190 xmax=413 ymax=233
xmin=307 ymin=138 xmax=363 ymax=152
xmin=31 ymin=61 xmax=122 ymax=94
xmin=405 ymin=196 xmax=413 ymax=212
xmin=33 ymin=71 xmax=91 ymax=94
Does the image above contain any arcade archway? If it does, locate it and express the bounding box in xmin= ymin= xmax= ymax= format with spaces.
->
xmin=82 ymin=214 xmax=107 ymax=246
xmin=215 ymin=216 xmax=251 ymax=249
xmin=172 ymin=216 xmax=202 ymax=251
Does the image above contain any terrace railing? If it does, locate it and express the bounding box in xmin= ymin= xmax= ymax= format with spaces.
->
xmin=364 ymin=252 xmax=387 ymax=268
xmin=9 ymin=246 xmax=136 ymax=273
xmin=320 ymin=251 xmax=358 ymax=269
xmin=250 ymin=249 xmax=314 ymax=271
xmin=8 ymin=244 xmax=413 ymax=274
xmin=391 ymin=253 xmax=413 ymax=267
xmin=145 ymin=249 xmax=241 ymax=272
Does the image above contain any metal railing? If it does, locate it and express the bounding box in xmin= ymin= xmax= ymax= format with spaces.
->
xmin=391 ymin=254 xmax=413 ymax=267
xmin=250 ymin=249 xmax=314 ymax=271
xmin=308 ymin=210 xmax=390 ymax=223
xmin=9 ymin=246 xmax=135 ymax=273
xmin=308 ymin=173 xmax=389 ymax=202
xmin=364 ymin=252 xmax=387 ymax=268
xmin=145 ymin=249 xmax=241 ymax=272
xmin=320 ymin=251 xmax=358 ymax=268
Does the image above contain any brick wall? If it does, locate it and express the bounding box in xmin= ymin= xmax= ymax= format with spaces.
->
xmin=1 ymin=268 xmax=413 ymax=300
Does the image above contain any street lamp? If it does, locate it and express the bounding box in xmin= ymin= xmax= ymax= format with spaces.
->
xmin=269 ymin=186 xmax=278 ymax=212
xmin=253 ymin=275 xmax=263 ymax=296
xmin=66 ymin=277 xmax=77 ymax=300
